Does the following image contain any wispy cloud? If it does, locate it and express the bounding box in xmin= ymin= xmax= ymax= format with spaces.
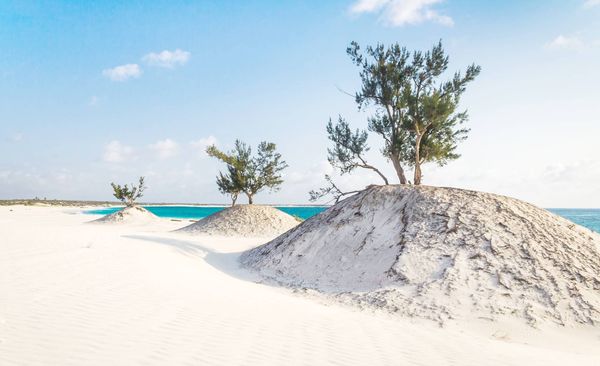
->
xmin=149 ymin=138 xmax=180 ymax=160
xmin=190 ymin=135 xmax=218 ymax=157
xmin=103 ymin=140 xmax=135 ymax=163
xmin=545 ymin=35 xmax=585 ymax=51
xmin=102 ymin=64 xmax=142 ymax=82
xmin=583 ymin=0 xmax=600 ymax=8
xmin=349 ymin=0 xmax=453 ymax=27
xmin=143 ymin=49 xmax=191 ymax=68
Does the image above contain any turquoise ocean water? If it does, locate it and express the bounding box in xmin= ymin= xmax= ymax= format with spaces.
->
xmin=85 ymin=206 xmax=328 ymax=221
xmin=548 ymin=209 xmax=600 ymax=233
xmin=85 ymin=206 xmax=600 ymax=233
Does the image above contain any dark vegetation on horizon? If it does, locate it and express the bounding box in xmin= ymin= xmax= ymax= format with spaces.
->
xmin=0 ymin=199 xmax=329 ymax=207
xmin=0 ymin=199 xmax=118 ymax=207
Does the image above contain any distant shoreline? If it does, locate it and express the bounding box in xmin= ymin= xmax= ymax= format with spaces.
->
xmin=3 ymin=199 xmax=600 ymax=211
xmin=0 ymin=199 xmax=330 ymax=208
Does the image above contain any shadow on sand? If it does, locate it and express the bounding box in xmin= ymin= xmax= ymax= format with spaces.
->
xmin=123 ymin=234 xmax=264 ymax=284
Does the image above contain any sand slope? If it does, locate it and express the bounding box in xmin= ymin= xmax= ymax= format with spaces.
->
xmin=176 ymin=204 xmax=299 ymax=237
xmin=0 ymin=205 xmax=599 ymax=365
xmin=241 ymin=185 xmax=600 ymax=327
xmin=91 ymin=206 xmax=159 ymax=225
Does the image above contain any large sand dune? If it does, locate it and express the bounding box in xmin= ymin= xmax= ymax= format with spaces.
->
xmin=241 ymin=185 xmax=600 ymax=327
xmin=0 ymin=205 xmax=599 ymax=365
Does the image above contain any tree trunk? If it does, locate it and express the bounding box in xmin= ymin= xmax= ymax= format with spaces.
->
xmin=247 ymin=194 xmax=254 ymax=205
xmin=231 ymin=193 xmax=238 ymax=207
xmin=390 ymin=153 xmax=408 ymax=184
xmin=414 ymin=164 xmax=422 ymax=185
xmin=413 ymin=134 xmax=423 ymax=185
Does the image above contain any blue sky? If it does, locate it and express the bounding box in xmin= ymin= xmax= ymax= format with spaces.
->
xmin=1 ymin=0 xmax=599 ymax=207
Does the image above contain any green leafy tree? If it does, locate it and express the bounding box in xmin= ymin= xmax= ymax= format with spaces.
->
xmin=312 ymin=40 xmax=480 ymax=201
xmin=216 ymin=171 xmax=242 ymax=207
xmin=394 ymin=41 xmax=480 ymax=184
xmin=207 ymin=140 xmax=288 ymax=204
xmin=326 ymin=116 xmax=389 ymax=185
xmin=207 ymin=143 xmax=246 ymax=206
xmin=110 ymin=176 xmax=146 ymax=207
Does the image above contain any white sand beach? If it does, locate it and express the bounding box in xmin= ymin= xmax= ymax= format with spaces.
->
xmin=4 ymin=1 xmax=600 ymax=364
xmin=0 ymin=205 xmax=598 ymax=365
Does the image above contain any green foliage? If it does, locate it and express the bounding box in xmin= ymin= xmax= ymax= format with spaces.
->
xmin=110 ymin=176 xmax=146 ymax=207
xmin=216 ymin=171 xmax=242 ymax=206
xmin=348 ymin=40 xmax=480 ymax=184
xmin=326 ymin=116 xmax=389 ymax=184
xmin=207 ymin=140 xmax=288 ymax=204
xmin=312 ymin=40 xmax=480 ymax=201
xmin=207 ymin=142 xmax=246 ymax=206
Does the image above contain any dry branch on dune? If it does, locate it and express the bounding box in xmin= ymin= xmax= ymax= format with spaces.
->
xmin=241 ymin=185 xmax=600 ymax=326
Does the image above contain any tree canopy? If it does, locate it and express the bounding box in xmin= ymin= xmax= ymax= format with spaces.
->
xmin=207 ymin=140 xmax=288 ymax=204
xmin=111 ymin=176 xmax=146 ymax=207
xmin=312 ymin=40 xmax=480 ymax=202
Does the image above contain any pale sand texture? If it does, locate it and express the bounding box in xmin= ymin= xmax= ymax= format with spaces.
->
xmin=91 ymin=205 xmax=160 ymax=225
xmin=176 ymin=204 xmax=300 ymax=237
xmin=242 ymin=185 xmax=600 ymax=327
xmin=1 ymin=205 xmax=599 ymax=365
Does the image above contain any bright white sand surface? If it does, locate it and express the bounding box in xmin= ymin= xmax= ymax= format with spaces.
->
xmin=1 ymin=205 xmax=598 ymax=365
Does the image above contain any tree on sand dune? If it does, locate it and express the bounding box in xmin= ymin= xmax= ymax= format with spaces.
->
xmin=312 ymin=40 xmax=480 ymax=202
xmin=110 ymin=176 xmax=146 ymax=207
xmin=207 ymin=140 xmax=287 ymax=205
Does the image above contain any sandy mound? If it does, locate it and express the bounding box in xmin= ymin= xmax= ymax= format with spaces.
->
xmin=176 ymin=204 xmax=300 ymax=237
xmin=92 ymin=206 xmax=159 ymax=224
xmin=241 ymin=185 xmax=600 ymax=326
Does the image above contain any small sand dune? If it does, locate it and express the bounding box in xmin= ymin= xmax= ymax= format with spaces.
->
xmin=91 ymin=206 xmax=159 ymax=225
xmin=176 ymin=204 xmax=300 ymax=237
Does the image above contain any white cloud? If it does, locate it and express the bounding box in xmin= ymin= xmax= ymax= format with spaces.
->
xmin=190 ymin=135 xmax=218 ymax=156
xmin=583 ymin=0 xmax=600 ymax=8
xmin=545 ymin=35 xmax=585 ymax=51
xmin=102 ymin=64 xmax=142 ymax=82
xmin=103 ymin=140 xmax=135 ymax=163
xmin=350 ymin=0 xmax=453 ymax=27
xmin=149 ymin=138 xmax=179 ymax=160
xmin=286 ymin=160 xmax=333 ymax=185
xmin=0 ymin=169 xmax=48 ymax=195
xmin=143 ymin=49 xmax=191 ymax=68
